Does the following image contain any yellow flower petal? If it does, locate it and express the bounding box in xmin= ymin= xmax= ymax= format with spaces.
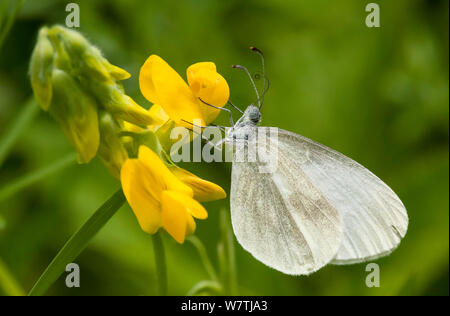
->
xmin=139 ymin=55 xmax=160 ymax=104
xmin=170 ymin=166 xmax=227 ymax=202
xmin=120 ymin=159 xmax=163 ymax=234
xmin=161 ymin=187 xmax=207 ymax=219
xmin=147 ymin=104 xmax=170 ymax=130
xmin=183 ymin=195 xmax=208 ymax=219
xmin=161 ymin=190 xmax=191 ymax=243
xmin=187 ymin=62 xmax=217 ymax=73
xmin=187 ymin=62 xmax=230 ymax=124
xmin=186 ymin=215 xmax=196 ymax=236
xmin=139 ymin=55 xmax=206 ymax=126
xmin=138 ymin=146 xmax=193 ymax=196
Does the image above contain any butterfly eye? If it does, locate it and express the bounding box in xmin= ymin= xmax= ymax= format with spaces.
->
xmin=244 ymin=134 xmax=249 ymax=140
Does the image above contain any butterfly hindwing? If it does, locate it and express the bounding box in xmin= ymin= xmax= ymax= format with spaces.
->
xmin=229 ymin=128 xmax=342 ymax=275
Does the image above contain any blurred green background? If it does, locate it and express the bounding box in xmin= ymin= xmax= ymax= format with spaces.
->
xmin=0 ymin=0 xmax=448 ymax=296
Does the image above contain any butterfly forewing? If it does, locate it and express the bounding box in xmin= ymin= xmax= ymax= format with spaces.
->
xmin=276 ymin=129 xmax=408 ymax=264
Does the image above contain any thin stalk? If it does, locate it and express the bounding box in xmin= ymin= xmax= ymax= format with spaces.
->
xmin=0 ymin=98 xmax=39 ymax=167
xmin=187 ymin=235 xmax=219 ymax=282
xmin=218 ymin=208 xmax=238 ymax=295
xmin=225 ymin=213 xmax=237 ymax=295
xmin=152 ymin=231 xmax=167 ymax=296
xmin=186 ymin=280 xmax=222 ymax=296
xmin=0 ymin=152 xmax=77 ymax=203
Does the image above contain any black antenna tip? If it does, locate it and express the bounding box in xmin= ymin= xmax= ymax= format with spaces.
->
xmin=250 ymin=46 xmax=263 ymax=55
xmin=232 ymin=64 xmax=243 ymax=69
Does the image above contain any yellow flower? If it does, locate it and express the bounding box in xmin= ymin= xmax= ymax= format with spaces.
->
xmin=139 ymin=55 xmax=229 ymax=127
xmin=147 ymin=104 xmax=170 ymax=131
xmin=121 ymin=146 xmax=226 ymax=243
xmin=169 ymin=166 xmax=226 ymax=202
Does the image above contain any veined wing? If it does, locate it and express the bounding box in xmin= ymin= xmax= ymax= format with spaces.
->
xmin=229 ymin=131 xmax=342 ymax=275
xmin=277 ymin=129 xmax=408 ymax=264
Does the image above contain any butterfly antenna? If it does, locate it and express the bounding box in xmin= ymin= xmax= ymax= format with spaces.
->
xmin=250 ymin=46 xmax=269 ymax=109
xmin=199 ymin=98 xmax=234 ymax=126
xmin=228 ymin=100 xmax=244 ymax=114
xmin=232 ymin=64 xmax=261 ymax=108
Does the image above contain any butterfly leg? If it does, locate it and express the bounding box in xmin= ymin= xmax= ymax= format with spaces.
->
xmin=228 ymin=100 xmax=244 ymax=114
xmin=181 ymin=119 xmax=226 ymax=132
xmin=183 ymin=125 xmax=223 ymax=152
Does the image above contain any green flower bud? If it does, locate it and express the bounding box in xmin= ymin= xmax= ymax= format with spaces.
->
xmin=97 ymin=112 xmax=128 ymax=179
xmin=104 ymin=62 xmax=131 ymax=81
xmin=29 ymin=25 xmax=155 ymax=171
xmin=50 ymin=69 xmax=100 ymax=163
xmin=47 ymin=26 xmax=110 ymax=82
xmin=29 ymin=27 xmax=54 ymax=110
xmin=138 ymin=130 xmax=162 ymax=158
xmin=155 ymin=120 xmax=176 ymax=154
xmin=103 ymin=88 xmax=156 ymax=126
xmin=48 ymin=25 xmax=155 ymax=126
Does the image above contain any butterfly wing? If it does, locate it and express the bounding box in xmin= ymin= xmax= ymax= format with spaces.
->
xmin=230 ymin=129 xmax=342 ymax=275
xmin=276 ymin=129 xmax=408 ymax=264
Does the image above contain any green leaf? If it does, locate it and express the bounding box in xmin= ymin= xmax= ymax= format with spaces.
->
xmin=28 ymin=189 xmax=126 ymax=296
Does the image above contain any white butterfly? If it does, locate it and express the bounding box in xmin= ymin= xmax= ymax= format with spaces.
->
xmin=218 ymin=48 xmax=408 ymax=275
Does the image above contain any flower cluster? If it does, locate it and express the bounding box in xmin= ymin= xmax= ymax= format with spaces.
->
xmin=30 ymin=26 xmax=155 ymax=165
xmin=30 ymin=25 xmax=228 ymax=243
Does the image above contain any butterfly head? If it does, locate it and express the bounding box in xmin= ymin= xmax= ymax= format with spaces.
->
xmin=244 ymin=104 xmax=262 ymax=125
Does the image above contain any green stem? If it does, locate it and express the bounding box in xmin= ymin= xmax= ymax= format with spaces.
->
xmin=0 ymin=257 xmax=25 ymax=296
xmin=28 ymin=189 xmax=126 ymax=296
xmin=226 ymin=216 xmax=237 ymax=295
xmin=187 ymin=235 xmax=219 ymax=282
xmin=152 ymin=232 xmax=167 ymax=296
xmin=0 ymin=98 xmax=39 ymax=167
xmin=0 ymin=152 xmax=77 ymax=203
xmin=218 ymin=208 xmax=238 ymax=295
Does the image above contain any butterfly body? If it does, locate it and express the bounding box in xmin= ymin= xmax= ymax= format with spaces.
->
xmin=225 ymin=104 xmax=261 ymax=143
